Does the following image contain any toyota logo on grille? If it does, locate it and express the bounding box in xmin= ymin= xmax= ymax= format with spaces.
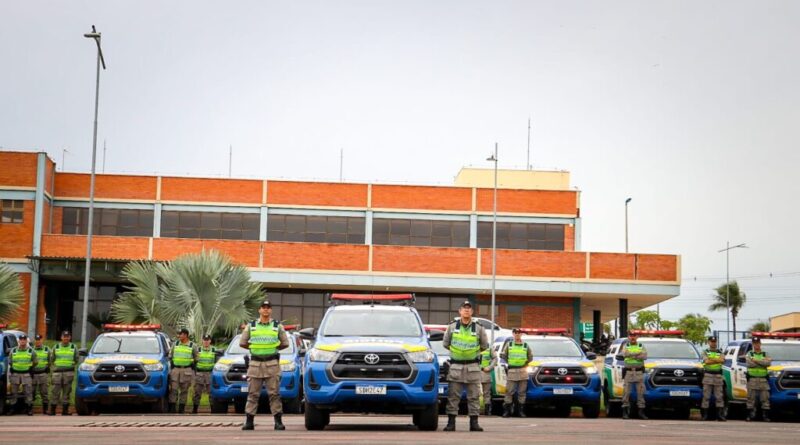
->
xmin=114 ymin=365 xmax=125 ymax=373
xmin=557 ymin=368 xmax=568 ymax=376
xmin=673 ymin=369 xmax=685 ymax=377
xmin=364 ymin=354 xmax=380 ymax=365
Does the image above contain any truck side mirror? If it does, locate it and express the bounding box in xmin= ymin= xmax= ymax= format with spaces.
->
xmin=585 ymin=352 xmax=597 ymax=360
xmin=615 ymin=355 xmax=624 ymax=361
xmin=78 ymin=348 xmax=88 ymax=357
xmin=737 ymin=356 xmax=747 ymax=364
xmin=298 ymin=327 xmax=316 ymax=340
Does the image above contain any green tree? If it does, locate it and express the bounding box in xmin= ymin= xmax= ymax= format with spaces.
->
xmin=677 ymin=313 xmax=713 ymax=345
xmin=631 ymin=310 xmax=661 ymax=330
xmin=708 ymin=281 xmax=746 ymax=336
xmin=0 ymin=262 xmax=24 ymax=323
xmin=112 ymin=261 xmax=172 ymax=333
xmin=748 ymin=320 xmax=771 ymax=333
xmin=660 ymin=319 xmax=677 ymax=330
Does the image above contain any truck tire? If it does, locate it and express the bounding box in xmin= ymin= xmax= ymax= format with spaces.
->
xmin=233 ymin=399 xmax=246 ymax=414
xmin=0 ymin=382 xmax=7 ymax=415
xmin=583 ymin=402 xmax=600 ymax=418
xmin=304 ymin=402 xmax=329 ymax=430
xmin=151 ymin=396 xmax=168 ymax=414
xmin=416 ymin=403 xmax=439 ymax=431
xmin=604 ymin=385 xmax=621 ymax=418
xmin=283 ymin=396 xmax=302 ymax=414
xmin=210 ymin=398 xmax=228 ymax=414
xmin=75 ymin=396 xmax=92 ymax=416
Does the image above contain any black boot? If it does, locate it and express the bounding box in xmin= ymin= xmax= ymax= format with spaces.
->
xmin=518 ymin=405 xmax=527 ymax=418
xmin=27 ymin=404 xmax=33 ymax=416
xmin=443 ymin=414 xmax=456 ymax=431
xmin=49 ymin=404 xmax=56 ymax=416
xmin=192 ymin=404 xmax=199 ymax=414
xmin=746 ymin=408 xmax=756 ymax=421
xmin=469 ymin=416 xmax=483 ymax=432
xmin=502 ymin=403 xmax=511 ymax=418
xmin=484 ymin=404 xmax=492 ymax=416
xmin=168 ymin=403 xmax=176 ymax=414
xmin=762 ymin=409 xmax=770 ymax=422
xmin=637 ymin=408 xmax=648 ymax=420
xmin=622 ymin=406 xmax=630 ymax=419
xmin=42 ymin=403 xmax=49 ymax=415
xmin=700 ymin=408 xmax=708 ymax=421
xmin=717 ymin=406 xmax=727 ymax=421
xmin=62 ymin=404 xmax=70 ymax=416
xmin=178 ymin=403 xmax=185 ymax=414
xmin=274 ymin=413 xmax=286 ymax=430
xmin=241 ymin=414 xmax=255 ymax=430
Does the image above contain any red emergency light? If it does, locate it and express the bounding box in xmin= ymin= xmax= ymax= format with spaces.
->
xmin=424 ymin=324 xmax=448 ymax=332
xmin=518 ymin=328 xmax=569 ymax=336
xmin=103 ymin=323 xmax=161 ymax=331
xmin=283 ymin=324 xmax=299 ymax=332
xmin=751 ymin=332 xmax=800 ymax=339
xmin=0 ymin=324 xmax=7 ymax=330
xmin=329 ymin=293 xmax=415 ymax=306
xmin=630 ymin=330 xmax=684 ymax=337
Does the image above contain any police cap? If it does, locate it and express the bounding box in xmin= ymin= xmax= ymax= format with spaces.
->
xmin=261 ymin=300 xmax=272 ymax=308
xmin=752 ymin=337 xmax=761 ymax=343
xmin=35 ymin=334 xmax=43 ymax=340
xmin=512 ymin=328 xmax=522 ymax=334
xmin=178 ymin=328 xmax=190 ymax=335
xmin=708 ymin=336 xmax=717 ymax=342
xmin=19 ymin=334 xmax=28 ymax=340
xmin=202 ymin=334 xmax=212 ymax=340
xmin=459 ymin=300 xmax=472 ymax=308
xmin=61 ymin=330 xmax=72 ymax=337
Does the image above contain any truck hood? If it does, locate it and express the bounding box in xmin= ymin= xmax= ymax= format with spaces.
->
xmin=84 ymin=353 xmax=163 ymax=365
xmin=529 ymin=357 xmax=596 ymax=368
xmin=644 ymin=359 xmax=702 ymax=369
xmin=768 ymin=360 xmax=800 ymax=371
xmin=314 ymin=336 xmax=429 ymax=353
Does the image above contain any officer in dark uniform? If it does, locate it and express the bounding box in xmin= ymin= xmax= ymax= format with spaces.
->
xmin=7 ymin=334 xmax=38 ymax=415
xmin=621 ymin=332 xmax=648 ymax=420
xmin=193 ymin=334 xmax=217 ymax=414
xmin=700 ymin=336 xmax=726 ymax=421
xmin=50 ymin=330 xmax=77 ymax=416
xmin=169 ymin=328 xmax=198 ymax=414
xmin=746 ymin=337 xmax=772 ymax=422
xmin=31 ymin=334 xmax=51 ymax=415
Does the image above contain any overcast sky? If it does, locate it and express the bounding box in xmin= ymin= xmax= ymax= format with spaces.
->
xmin=2 ymin=1 xmax=798 ymax=333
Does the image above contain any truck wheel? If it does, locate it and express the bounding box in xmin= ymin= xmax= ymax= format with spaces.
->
xmin=604 ymin=386 xmax=621 ymax=418
xmin=151 ymin=396 xmax=168 ymax=414
xmin=0 ymin=383 xmax=6 ymax=415
xmin=304 ymin=402 xmax=329 ymax=430
xmin=233 ymin=399 xmax=246 ymax=414
xmin=210 ymin=398 xmax=228 ymax=414
xmin=283 ymin=396 xmax=302 ymax=414
xmin=416 ymin=403 xmax=439 ymax=431
xmin=75 ymin=397 xmax=92 ymax=416
xmin=555 ymin=404 xmax=572 ymax=418
xmin=583 ymin=402 xmax=600 ymax=419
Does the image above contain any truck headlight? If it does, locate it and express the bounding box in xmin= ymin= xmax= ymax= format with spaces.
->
xmin=143 ymin=363 xmax=164 ymax=372
xmin=281 ymin=362 xmax=297 ymax=372
xmin=213 ymin=362 xmax=232 ymax=372
xmin=309 ymin=349 xmax=337 ymax=362
xmin=584 ymin=365 xmax=598 ymax=375
xmin=407 ymin=350 xmax=435 ymax=363
xmin=768 ymin=370 xmax=782 ymax=378
xmin=79 ymin=363 xmax=98 ymax=372
xmin=645 ymin=368 xmax=656 ymax=374
xmin=527 ymin=366 xmax=540 ymax=375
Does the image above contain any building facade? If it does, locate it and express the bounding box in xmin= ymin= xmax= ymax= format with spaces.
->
xmin=0 ymin=150 xmax=680 ymax=340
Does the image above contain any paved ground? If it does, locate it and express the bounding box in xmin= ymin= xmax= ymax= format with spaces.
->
xmin=1 ymin=414 xmax=799 ymax=444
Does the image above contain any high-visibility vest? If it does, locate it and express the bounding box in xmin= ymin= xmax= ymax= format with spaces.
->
xmin=248 ymin=320 xmax=281 ymax=357
xmin=33 ymin=346 xmax=50 ymax=372
xmin=508 ymin=342 xmax=530 ymax=368
xmin=747 ymin=351 xmax=768 ymax=378
xmin=449 ymin=322 xmax=480 ymax=361
xmin=704 ymin=349 xmax=723 ymax=372
xmin=172 ymin=341 xmax=195 ymax=367
xmin=53 ymin=343 xmax=76 ymax=370
xmin=624 ymin=343 xmax=645 ymax=367
xmin=196 ymin=346 xmax=217 ymax=371
xmin=480 ymin=349 xmax=491 ymax=368
xmin=11 ymin=347 xmax=34 ymax=373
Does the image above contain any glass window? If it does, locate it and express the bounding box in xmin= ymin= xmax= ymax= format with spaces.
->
xmin=266 ymin=215 xmax=365 ymax=245
xmin=161 ymin=211 xmax=258 ymax=240
xmin=1 ymin=200 xmax=24 ymax=223
xmin=506 ymin=305 xmax=522 ymax=328
xmin=373 ymin=219 xmax=469 ymax=247
xmin=61 ymin=207 xmax=153 ymax=236
xmin=478 ymin=222 xmax=565 ymax=251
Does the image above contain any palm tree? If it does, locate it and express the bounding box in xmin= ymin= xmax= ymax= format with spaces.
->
xmin=0 ymin=262 xmax=24 ymax=323
xmin=709 ymin=281 xmax=747 ymax=336
xmin=112 ymin=261 xmax=173 ymax=333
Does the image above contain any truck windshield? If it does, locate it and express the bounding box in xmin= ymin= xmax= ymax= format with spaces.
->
xmin=763 ymin=343 xmax=800 ymax=361
xmin=523 ymin=339 xmax=583 ymax=358
xmin=92 ymin=336 xmax=161 ymax=354
xmin=321 ymin=310 xmax=422 ymax=337
xmin=227 ymin=334 xmax=295 ymax=355
xmin=638 ymin=340 xmax=699 ymax=360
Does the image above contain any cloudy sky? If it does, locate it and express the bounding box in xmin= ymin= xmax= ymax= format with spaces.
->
xmin=2 ymin=1 xmax=798 ymax=333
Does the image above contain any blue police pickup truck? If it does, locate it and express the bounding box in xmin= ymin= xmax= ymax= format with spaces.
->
xmin=0 ymin=324 xmax=26 ymax=415
xmin=302 ymin=294 xmax=439 ymax=431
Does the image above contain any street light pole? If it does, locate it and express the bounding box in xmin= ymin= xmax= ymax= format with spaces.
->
xmin=624 ymin=198 xmax=632 ymax=253
xmin=80 ymin=25 xmax=106 ymax=350
xmin=487 ymin=143 xmax=498 ymax=345
xmin=718 ymin=242 xmax=747 ymax=342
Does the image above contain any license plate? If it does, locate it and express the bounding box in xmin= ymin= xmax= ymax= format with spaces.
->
xmin=670 ymin=390 xmax=690 ymax=397
xmin=240 ymin=386 xmax=249 ymax=393
xmin=355 ymin=385 xmax=387 ymax=395
xmin=438 ymin=387 xmax=445 ymax=395
xmin=108 ymin=386 xmax=129 ymax=393
xmin=553 ymin=388 xmax=573 ymax=395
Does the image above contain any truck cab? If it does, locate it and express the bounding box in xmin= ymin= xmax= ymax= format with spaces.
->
xmin=604 ymin=329 xmax=703 ymax=419
xmin=0 ymin=324 xmax=26 ymax=415
xmin=75 ymin=324 xmax=171 ymax=415
xmin=723 ymin=331 xmax=800 ymax=418
xmin=303 ymin=294 xmax=439 ymax=431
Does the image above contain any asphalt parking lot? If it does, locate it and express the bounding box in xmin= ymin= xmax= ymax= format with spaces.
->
xmin=1 ymin=414 xmax=799 ymax=444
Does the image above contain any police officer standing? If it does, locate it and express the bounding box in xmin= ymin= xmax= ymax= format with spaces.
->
xmin=193 ymin=334 xmax=216 ymax=414
xmin=746 ymin=337 xmax=772 ymax=422
xmin=621 ymin=332 xmax=648 ymax=420
xmin=31 ymin=334 xmax=51 ymax=415
xmin=700 ymin=336 xmax=726 ymax=421
xmin=500 ymin=328 xmax=533 ymax=418
xmin=239 ymin=299 xmax=289 ymax=431
xmin=442 ymin=300 xmax=489 ymax=432
xmin=7 ymin=334 xmax=38 ymax=415
xmin=50 ymin=330 xmax=77 ymax=416
xmin=479 ymin=345 xmax=497 ymax=416
xmin=169 ymin=328 xmax=198 ymax=414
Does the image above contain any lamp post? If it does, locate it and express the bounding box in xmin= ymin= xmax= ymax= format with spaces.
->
xmin=80 ymin=26 xmax=106 ymax=350
xmin=486 ymin=143 xmax=498 ymax=344
xmin=624 ymin=198 xmax=632 ymax=253
xmin=718 ymin=242 xmax=747 ymax=342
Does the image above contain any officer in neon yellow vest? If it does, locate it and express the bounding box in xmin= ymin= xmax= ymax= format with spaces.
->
xmin=50 ymin=330 xmax=77 ymax=416
xmin=32 ymin=334 xmax=51 ymax=415
xmin=8 ymin=334 xmax=39 ymax=416
xmin=700 ymin=336 xmax=726 ymax=421
xmin=239 ymin=299 xmax=289 ymax=431
xmin=479 ymin=346 xmax=497 ymax=416
xmin=500 ymin=328 xmax=533 ymax=418
xmin=621 ymin=332 xmax=648 ymax=420
xmin=192 ymin=334 xmax=217 ymax=414
xmin=745 ymin=337 xmax=772 ymax=422
xmin=169 ymin=328 xmax=198 ymax=414
xmin=442 ymin=300 xmax=489 ymax=432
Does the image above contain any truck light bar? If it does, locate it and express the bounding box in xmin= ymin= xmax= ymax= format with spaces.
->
xmin=0 ymin=324 xmax=7 ymax=330
xmin=329 ymin=293 xmax=415 ymax=306
xmin=518 ymin=328 xmax=569 ymax=335
xmin=751 ymin=332 xmax=800 ymax=339
xmin=424 ymin=324 xmax=448 ymax=332
xmin=630 ymin=329 xmax=684 ymax=337
xmin=283 ymin=324 xmax=299 ymax=332
xmin=103 ymin=323 xmax=161 ymax=331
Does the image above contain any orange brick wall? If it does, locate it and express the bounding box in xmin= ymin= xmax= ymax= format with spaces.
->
xmin=371 ymin=185 xmax=472 ymax=211
xmin=481 ymin=249 xmax=586 ymax=279
xmin=51 ymin=206 xmax=63 ymax=234
xmin=636 ymin=254 xmax=678 ymax=281
xmin=0 ymin=152 xmax=38 ymax=188
xmin=55 ymin=173 xmax=158 ymax=201
xmin=160 ymin=177 xmax=261 ymax=204
xmin=45 ymin=157 xmax=55 ymax=195
xmin=0 ymin=200 xmax=34 ymax=258
xmin=267 ymin=181 xmax=368 ymax=208
xmin=475 ymin=295 xmax=574 ymax=329
xmin=565 ymin=225 xmax=575 ymax=251
xmin=475 ymin=189 xmax=578 ymax=215
xmin=263 ymin=242 xmax=369 ymax=271
xmin=41 ymin=234 xmax=150 ymax=259
xmin=151 ymin=238 xmax=260 ymax=267
xmin=372 ymin=246 xmax=477 ymax=275
xmin=590 ymin=253 xmax=635 ymax=280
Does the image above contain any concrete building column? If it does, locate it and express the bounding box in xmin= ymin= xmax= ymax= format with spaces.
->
xmin=27 ymin=153 xmax=47 ymax=337
xmin=593 ymin=310 xmax=602 ymax=343
xmin=619 ymin=298 xmax=629 ymax=338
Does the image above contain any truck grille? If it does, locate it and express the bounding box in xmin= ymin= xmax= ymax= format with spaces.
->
xmin=224 ymin=364 xmax=248 ymax=384
xmin=93 ymin=363 xmax=146 ymax=382
xmin=651 ymin=367 xmax=702 ymax=386
xmin=331 ymin=353 xmax=412 ymax=380
xmin=535 ymin=366 xmax=588 ymax=385
xmin=779 ymin=370 xmax=800 ymax=389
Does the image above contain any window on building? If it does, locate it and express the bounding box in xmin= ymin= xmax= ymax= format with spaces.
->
xmin=372 ymin=219 xmax=469 ymax=247
xmin=62 ymin=207 xmax=154 ymax=236
xmin=265 ymin=291 xmax=331 ymax=328
xmin=1 ymin=200 xmax=24 ymax=223
xmin=506 ymin=305 xmax=523 ymax=328
xmin=267 ymin=214 xmax=365 ymax=244
xmin=415 ymin=294 xmax=471 ymax=324
xmin=477 ymin=222 xmax=564 ymax=250
xmin=160 ymin=211 xmax=259 ymax=240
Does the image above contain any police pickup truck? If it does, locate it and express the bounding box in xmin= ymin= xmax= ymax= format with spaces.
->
xmin=302 ymin=294 xmax=439 ymax=430
xmin=723 ymin=331 xmax=800 ymax=418
xmin=0 ymin=324 xmax=26 ymax=415
xmin=75 ymin=324 xmax=171 ymax=415
xmin=604 ymin=330 xmax=703 ymax=419
xmin=210 ymin=326 xmax=306 ymax=414
xmin=492 ymin=328 xmax=601 ymax=418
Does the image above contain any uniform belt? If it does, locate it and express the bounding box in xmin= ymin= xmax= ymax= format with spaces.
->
xmin=32 ymin=370 xmax=49 ymax=374
xmin=250 ymin=354 xmax=279 ymax=362
xmin=450 ymin=358 xmax=479 ymax=364
xmin=11 ymin=370 xmax=32 ymax=374
xmin=173 ymin=365 xmax=193 ymax=368
xmin=704 ymin=370 xmax=722 ymax=375
xmin=53 ymin=368 xmax=74 ymax=372
xmin=625 ymin=367 xmax=644 ymax=371
xmin=508 ymin=365 xmax=527 ymax=369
